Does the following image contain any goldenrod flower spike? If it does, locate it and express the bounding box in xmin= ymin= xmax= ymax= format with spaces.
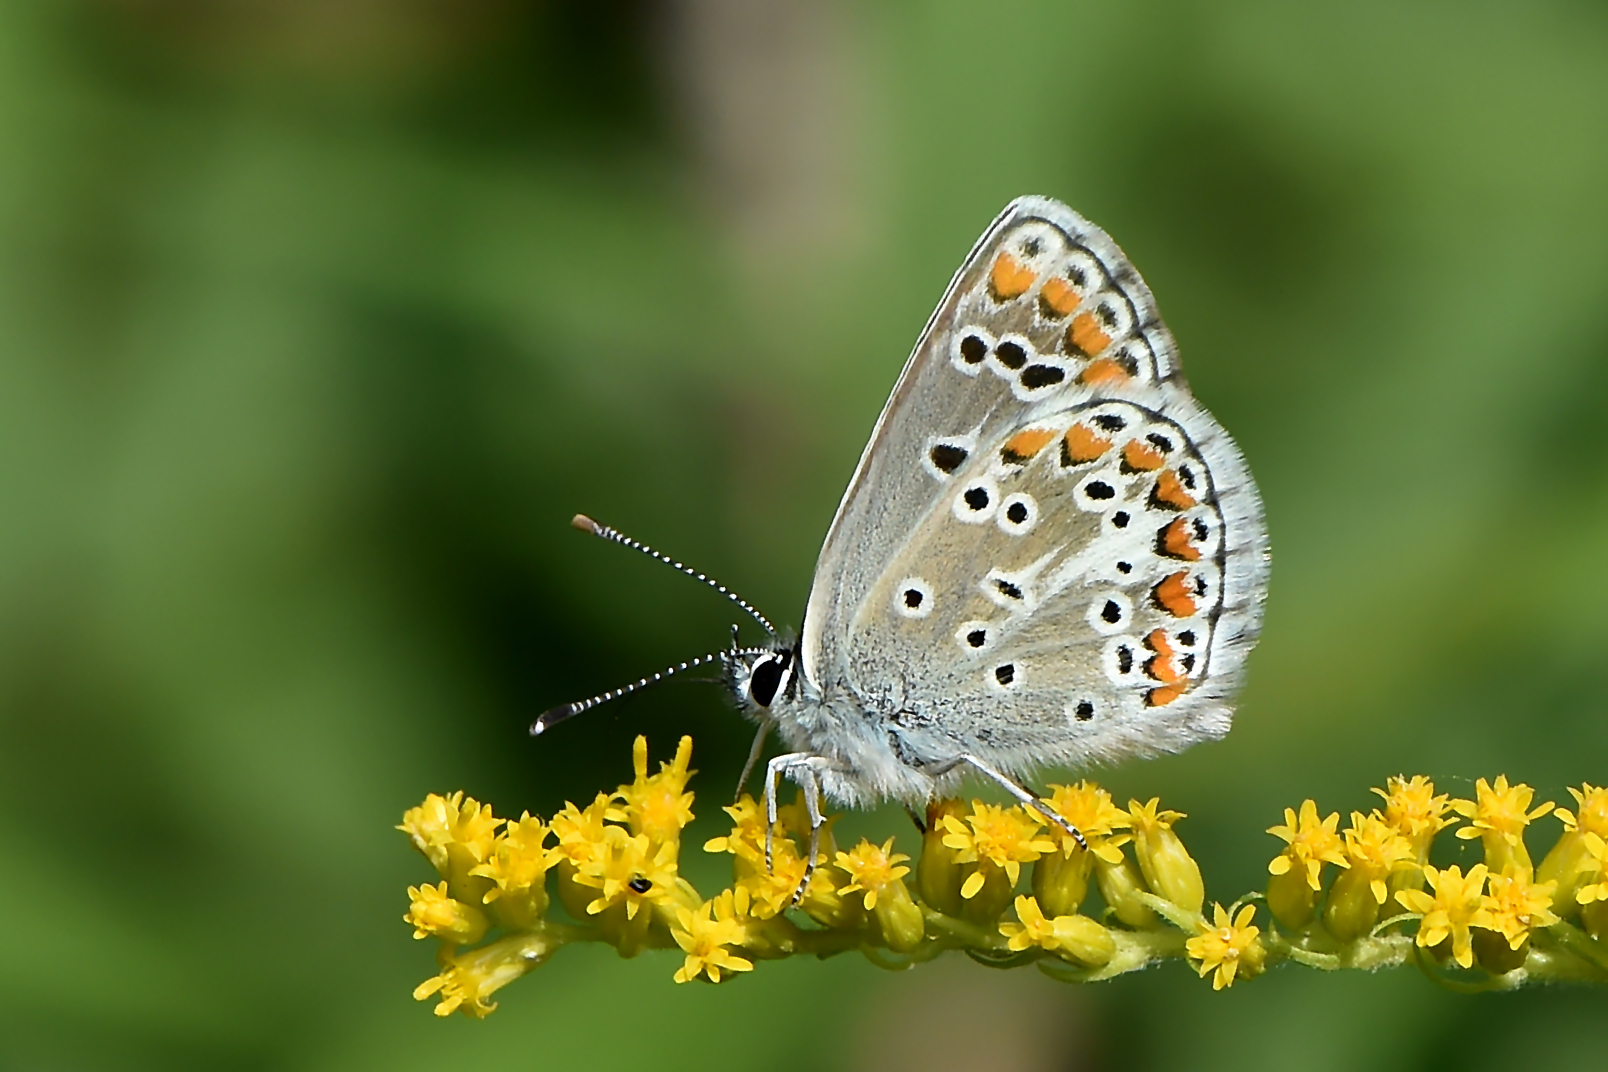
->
xmin=1396 ymin=863 xmax=1489 ymax=969
xmin=400 ymin=749 xmax=1608 ymax=1016
xmin=1186 ymin=903 xmax=1265 ymax=989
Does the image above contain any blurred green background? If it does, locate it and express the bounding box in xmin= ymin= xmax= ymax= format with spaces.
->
xmin=3 ymin=1 xmax=1606 ymax=1068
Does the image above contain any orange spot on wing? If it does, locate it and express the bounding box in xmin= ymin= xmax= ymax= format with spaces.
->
xmin=1121 ymin=439 xmax=1165 ymax=472
xmin=1159 ymin=517 xmax=1201 ymax=561
xmin=1077 ymin=358 xmax=1130 ymax=386
xmin=1153 ymin=571 xmax=1198 ymax=618
xmin=1152 ymin=469 xmax=1198 ymax=510
xmin=1061 ymin=423 xmax=1112 ymax=465
xmin=990 ymin=252 xmax=1036 ymax=300
xmin=1002 ymin=427 xmax=1057 ymax=464
xmin=1146 ymin=685 xmax=1184 ymax=707
xmin=1039 ymin=277 xmax=1081 ymax=317
xmin=1143 ymin=629 xmax=1184 ymax=685
xmin=1068 ymin=312 xmax=1112 ymax=356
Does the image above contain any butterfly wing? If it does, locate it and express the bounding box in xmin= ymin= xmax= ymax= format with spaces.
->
xmin=799 ymin=196 xmax=1267 ymax=780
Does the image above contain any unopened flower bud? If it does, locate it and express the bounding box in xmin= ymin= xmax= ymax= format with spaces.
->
xmin=1094 ymin=851 xmax=1156 ymax=927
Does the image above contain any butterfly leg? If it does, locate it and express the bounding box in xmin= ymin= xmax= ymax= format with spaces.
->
xmin=948 ymin=753 xmax=1088 ymax=850
xmin=762 ymin=752 xmax=830 ymax=904
xmin=735 ymin=720 xmax=772 ymax=802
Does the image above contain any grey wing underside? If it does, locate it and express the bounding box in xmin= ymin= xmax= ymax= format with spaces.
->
xmin=799 ymin=196 xmax=1186 ymax=696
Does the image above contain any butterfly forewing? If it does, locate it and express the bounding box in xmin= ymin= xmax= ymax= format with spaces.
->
xmin=801 ymin=198 xmax=1187 ymax=691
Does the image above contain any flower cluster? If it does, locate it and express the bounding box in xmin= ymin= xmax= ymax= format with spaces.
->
xmin=399 ymin=742 xmax=1608 ymax=1017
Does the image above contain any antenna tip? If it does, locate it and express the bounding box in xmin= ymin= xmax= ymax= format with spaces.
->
xmin=570 ymin=513 xmax=599 ymax=534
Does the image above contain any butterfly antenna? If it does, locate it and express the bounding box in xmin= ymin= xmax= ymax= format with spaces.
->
xmin=532 ymin=645 xmax=771 ymax=736
xmin=569 ymin=514 xmax=777 ymax=636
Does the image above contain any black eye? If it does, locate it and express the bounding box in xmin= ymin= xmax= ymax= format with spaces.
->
xmin=1006 ymin=501 xmax=1029 ymax=524
xmin=960 ymin=334 xmax=988 ymax=364
xmin=749 ymin=657 xmax=785 ymax=707
xmin=967 ymin=629 xmax=987 ymax=648
xmin=904 ymin=588 xmax=924 ymax=609
xmin=1147 ymin=433 xmax=1174 ymax=452
xmin=1085 ymin=481 xmax=1114 ymax=501
xmin=628 ymin=877 xmax=652 ymax=894
xmin=964 ymin=486 xmax=990 ymax=510
xmin=994 ymin=664 xmax=1015 ymax=686
xmin=1112 ymin=510 xmax=1130 ymax=528
xmin=995 ymin=341 xmax=1028 ymax=370
xmin=1074 ymin=700 xmax=1094 ymax=721
xmin=1101 ymin=600 xmax=1122 ymax=624
xmin=1093 ymin=414 xmax=1126 ymax=432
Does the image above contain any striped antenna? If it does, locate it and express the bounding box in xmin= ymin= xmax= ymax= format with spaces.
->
xmin=569 ymin=514 xmax=777 ymax=636
xmin=531 ymin=646 xmax=771 ymax=736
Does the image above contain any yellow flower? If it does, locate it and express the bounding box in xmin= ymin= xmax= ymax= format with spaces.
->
xmin=1396 ymin=863 xmax=1489 ymax=969
xmin=836 ymin=837 xmax=911 ymax=910
xmin=1577 ymin=833 xmax=1608 ymax=905
xmin=1538 ymin=785 xmax=1608 ymax=911
xmin=414 ymin=932 xmax=558 ymax=1017
xmin=404 ymin=881 xmax=489 ymax=945
xmin=1186 ymin=903 xmax=1265 ymax=990
xmin=1374 ymin=775 xmax=1455 ymax=844
xmin=999 ymin=895 xmax=1115 ymax=967
xmin=398 ymin=791 xmax=502 ymax=878
xmin=1267 ymin=800 xmax=1348 ymax=891
xmin=1451 ymin=775 xmax=1553 ymax=875
xmin=1475 ymin=869 xmax=1560 ymax=951
xmin=548 ymin=792 xmax=627 ymax=870
xmin=1555 ymin=784 xmax=1608 ymax=838
xmin=1129 ymin=797 xmax=1204 ymax=914
xmin=620 ymin=735 xmax=696 ymax=847
xmin=572 ymin=831 xmax=679 ymax=919
xmin=1324 ymin=810 xmax=1416 ymax=941
xmin=703 ymin=794 xmax=768 ymax=861
xmin=468 ymin=812 xmax=552 ymax=927
xmin=672 ymin=889 xmax=755 ymax=983
xmin=1039 ymin=782 xmax=1132 ymax=862
xmin=940 ymin=801 xmax=1057 ymax=899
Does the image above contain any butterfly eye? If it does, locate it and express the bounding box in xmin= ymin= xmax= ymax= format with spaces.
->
xmin=893 ymin=576 xmax=934 ymax=619
xmin=748 ymin=656 xmax=786 ymax=707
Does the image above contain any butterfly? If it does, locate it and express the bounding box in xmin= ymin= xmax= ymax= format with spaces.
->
xmin=539 ymin=196 xmax=1269 ymax=868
